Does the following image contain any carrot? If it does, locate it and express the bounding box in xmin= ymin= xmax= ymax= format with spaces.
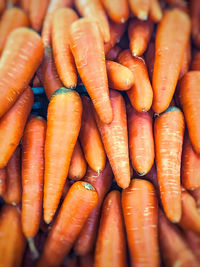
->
xmin=78 ymin=254 xmax=94 ymax=267
xmin=44 ymin=88 xmax=82 ymax=224
xmin=75 ymin=0 xmax=110 ymax=43
xmin=149 ymin=0 xmax=162 ymax=23
xmin=179 ymin=71 xmax=200 ymax=154
xmin=191 ymin=51 xmax=200 ymax=70
xmin=191 ymin=187 xmax=200 ymax=208
xmin=152 ymin=8 xmax=191 ymax=114
xmin=0 ymin=86 xmax=33 ymax=168
xmin=128 ymin=18 xmax=154 ymax=56
xmin=118 ymin=49 xmax=153 ymax=112
xmin=95 ymin=90 xmax=130 ymax=189
xmin=38 ymin=181 xmax=98 ymax=267
xmin=128 ymin=0 xmax=150 ymax=20
xmin=154 ymin=107 xmax=185 ymax=222
xmin=145 ymin=40 xmax=155 ymax=81
xmin=185 ymin=230 xmax=200 ymax=261
xmin=179 ymin=41 xmax=191 ymax=80
xmin=73 ymin=162 xmax=113 ymax=255
xmin=105 ymin=45 xmax=121 ymax=61
xmin=0 ymin=168 xmax=6 ymax=195
xmin=69 ymin=18 xmax=113 ymax=124
xmin=19 ymin=0 xmax=31 ymax=14
xmin=122 ymin=179 xmax=160 ymax=267
xmin=106 ymin=60 xmax=134 ymax=91
xmin=190 ymin=0 xmax=200 ymax=48
xmin=0 ymin=205 xmax=26 ymax=267
xmin=29 ymin=0 xmax=49 ymax=32
xmin=68 ymin=140 xmax=87 ymax=180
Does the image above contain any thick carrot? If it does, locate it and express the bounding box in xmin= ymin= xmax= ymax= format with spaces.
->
xmin=0 ymin=168 xmax=6 ymax=195
xmin=19 ymin=0 xmax=31 ymax=14
xmin=128 ymin=18 xmax=154 ymax=56
xmin=69 ymin=18 xmax=113 ymax=124
xmin=179 ymin=41 xmax=191 ymax=80
xmin=128 ymin=0 xmax=150 ymax=20
xmin=0 ymin=86 xmax=33 ymax=168
xmin=95 ymin=89 xmax=130 ymax=189
xmin=191 ymin=187 xmax=200 ymax=208
xmin=185 ymin=230 xmax=200 ymax=261
xmin=44 ymin=88 xmax=82 ymax=224
xmin=38 ymin=181 xmax=98 ymax=267
xmin=152 ymin=8 xmax=191 ymax=114
xmin=78 ymin=254 xmax=94 ymax=267
xmin=73 ymin=162 xmax=113 ymax=255
xmin=118 ymin=49 xmax=153 ymax=112
xmin=191 ymin=52 xmax=200 ymax=70
xmin=0 ymin=205 xmax=26 ymax=267
xmin=106 ymin=45 xmax=121 ymax=61
xmin=52 ymin=8 xmax=78 ymax=89
xmin=145 ymin=40 xmax=155 ymax=81
xmin=190 ymin=0 xmax=200 ymax=48
xmin=122 ymin=179 xmax=160 ymax=267
xmin=154 ymin=107 xmax=185 ymax=222
xmin=29 ymin=0 xmax=49 ymax=32
xmin=149 ymin=0 xmax=162 ymax=23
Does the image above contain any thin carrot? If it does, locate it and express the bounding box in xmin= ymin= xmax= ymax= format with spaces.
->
xmin=69 ymin=18 xmax=113 ymax=124
xmin=149 ymin=0 xmax=162 ymax=23
xmin=105 ymin=45 xmax=121 ymax=61
xmin=19 ymin=0 xmax=31 ymax=14
xmin=191 ymin=187 xmax=200 ymax=208
xmin=29 ymin=0 xmax=49 ymax=32
xmin=152 ymin=8 xmax=191 ymax=114
xmin=0 ymin=86 xmax=33 ymax=168
xmin=154 ymin=107 xmax=185 ymax=223
xmin=191 ymin=52 xmax=200 ymax=70
xmin=38 ymin=181 xmax=98 ymax=267
xmin=122 ymin=179 xmax=160 ymax=267
xmin=190 ymin=0 xmax=200 ymax=48
xmin=128 ymin=0 xmax=150 ymax=20
xmin=0 ymin=168 xmax=6 ymax=195
xmin=44 ymin=88 xmax=82 ymax=224
xmin=78 ymin=254 xmax=94 ymax=267
xmin=184 ymin=230 xmax=200 ymax=262
xmin=145 ymin=40 xmax=155 ymax=82
xmin=179 ymin=41 xmax=191 ymax=80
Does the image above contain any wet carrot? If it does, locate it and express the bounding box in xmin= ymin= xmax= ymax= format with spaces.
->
xmin=128 ymin=0 xmax=150 ymax=20
xmin=145 ymin=40 xmax=155 ymax=81
xmin=149 ymin=0 xmax=162 ymax=23
xmin=191 ymin=187 xmax=200 ymax=208
xmin=0 ymin=168 xmax=6 ymax=195
xmin=29 ymin=0 xmax=49 ymax=32
xmin=105 ymin=45 xmax=121 ymax=61
xmin=184 ymin=230 xmax=200 ymax=261
xmin=191 ymin=51 xmax=200 ymax=70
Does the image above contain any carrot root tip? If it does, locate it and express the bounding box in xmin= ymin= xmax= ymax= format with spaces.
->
xmin=138 ymin=12 xmax=148 ymax=21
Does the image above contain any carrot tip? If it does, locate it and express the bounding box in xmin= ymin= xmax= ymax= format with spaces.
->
xmin=137 ymin=12 xmax=148 ymax=20
xmin=82 ymin=182 xmax=95 ymax=191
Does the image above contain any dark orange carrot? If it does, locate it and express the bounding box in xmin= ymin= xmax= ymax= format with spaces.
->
xmin=122 ymin=179 xmax=160 ymax=267
xmin=191 ymin=187 xmax=200 ymax=208
xmin=38 ymin=181 xmax=98 ymax=267
xmin=149 ymin=0 xmax=162 ymax=23
xmin=0 ymin=86 xmax=33 ymax=168
xmin=95 ymin=90 xmax=130 ymax=189
xmin=118 ymin=49 xmax=153 ymax=112
xmin=128 ymin=18 xmax=154 ymax=56
xmin=190 ymin=0 xmax=200 ymax=48
xmin=19 ymin=0 xmax=31 ymax=14
xmin=191 ymin=51 xmax=200 ymax=70
xmin=0 ymin=205 xmax=26 ymax=267
xmin=73 ymin=162 xmax=113 ymax=255
xmin=0 ymin=168 xmax=6 ymax=195
xmin=152 ymin=8 xmax=191 ymax=114
xmin=105 ymin=45 xmax=121 ymax=61
xmin=128 ymin=0 xmax=150 ymax=20
xmin=44 ymin=88 xmax=82 ymax=224
xmin=185 ymin=230 xmax=200 ymax=261
xmin=69 ymin=18 xmax=113 ymax=124
xmin=145 ymin=40 xmax=155 ymax=81
xmin=29 ymin=0 xmax=49 ymax=32
xmin=78 ymin=254 xmax=94 ymax=267
xmin=154 ymin=107 xmax=185 ymax=223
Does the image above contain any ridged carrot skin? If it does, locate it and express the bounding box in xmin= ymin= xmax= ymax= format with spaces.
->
xmin=191 ymin=187 xmax=200 ymax=208
xmin=145 ymin=41 xmax=155 ymax=81
xmin=179 ymin=71 xmax=200 ymax=154
xmin=95 ymin=190 xmax=128 ymax=267
xmin=0 ymin=205 xmax=26 ymax=267
xmin=73 ymin=162 xmax=113 ymax=255
xmin=19 ymin=0 xmax=31 ymax=14
xmin=52 ymin=8 xmax=78 ymax=89
xmin=152 ymin=8 xmax=191 ymax=114
xmin=0 ymin=168 xmax=6 ymax=195
xmin=29 ymin=0 xmax=49 ymax=32
xmin=44 ymin=88 xmax=82 ymax=224
xmin=118 ymin=49 xmax=153 ymax=112
xmin=38 ymin=181 xmax=98 ymax=267
xmin=95 ymin=90 xmax=130 ymax=189
xmin=128 ymin=0 xmax=150 ymax=20
xmin=79 ymin=95 xmax=106 ymax=173
xmin=191 ymin=52 xmax=200 ymax=70
xmin=185 ymin=230 xmax=200 ymax=261
xmin=106 ymin=45 xmax=121 ymax=61
xmin=154 ymin=107 xmax=185 ymax=223
xmin=179 ymin=41 xmax=191 ymax=80
xmin=69 ymin=18 xmax=113 ymax=124
xmin=149 ymin=0 xmax=162 ymax=23
xmin=190 ymin=0 xmax=200 ymax=48
xmin=122 ymin=179 xmax=160 ymax=267
xmin=128 ymin=18 xmax=154 ymax=56
xmin=0 ymin=86 xmax=33 ymax=168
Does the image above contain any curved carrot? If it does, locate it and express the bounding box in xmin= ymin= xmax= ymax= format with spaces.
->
xmin=185 ymin=230 xmax=200 ymax=262
xmin=149 ymin=0 xmax=162 ymax=23
xmin=38 ymin=181 xmax=98 ymax=267
xmin=122 ymin=179 xmax=160 ymax=267
xmin=44 ymin=88 xmax=82 ymax=224
xmin=105 ymin=45 xmax=121 ymax=61
xmin=154 ymin=107 xmax=185 ymax=223
xmin=152 ymin=8 xmax=191 ymax=114
xmin=128 ymin=0 xmax=150 ymax=20
xmin=19 ymin=0 xmax=31 ymax=14
xmin=190 ymin=0 xmax=200 ymax=48
xmin=0 ymin=168 xmax=6 ymax=195
xmin=191 ymin=187 xmax=200 ymax=208
xmin=145 ymin=40 xmax=155 ymax=82
xmin=29 ymin=0 xmax=49 ymax=32
xmin=191 ymin=51 xmax=200 ymax=70
xmin=69 ymin=18 xmax=113 ymax=124
xmin=0 ymin=86 xmax=33 ymax=168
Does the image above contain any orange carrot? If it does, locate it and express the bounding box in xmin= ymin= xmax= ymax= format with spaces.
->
xmin=0 ymin=168 xmax=6 ymax=195
xmin=118 ymin=49 xmax=153 ymax=112
xmin=0 ymin=86 xmax=33 ymax=168
xmin=128 ymin=0 xmax=150 ymax=20
xmin=179 ymin=41 xmax=191 ymax=80
xmin=154 ymin=107 xmax=185 ymax=222
xmin=152 ymin=8 xmax=191 ymax=114
xmin=19 ymin=0 xmax=31 ymax=14
xmin=191 ymin=187 xmax=200 ymax=208
xmin=190 ymin=0 xmax=200 ymax=48
xmin=38 ymin=181 xmax=98 ymax=267
xmin=185 ymin=230 xmax=200 ymax=262
xmin=122 ymin=179 xmax=160 ymax=267
xmin=105 ymin=45 xmax=121 ymax=61
xmin=44 ymin=88 xmax=82 ymax=224
xmin=145 ymin=40 xmax=155 ymax=81
xmin=95 ymin=90 xmax=130 ymax=189
xmin=69 ymin=18 xmax=113 ymax=124
xmin=73 ymin=162 xmax=113 ymax=255
xmin=191 ymin=52 xmax=200 ymax=70
xmin=149 ymin=0 xmax=162 ymax=23
xmin=29 ymin=0 xmax=49 ymax=32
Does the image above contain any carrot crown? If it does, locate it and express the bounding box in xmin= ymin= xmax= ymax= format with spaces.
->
xmin=82 ymin=182 xmax=95 ymax=191
xmin=51 ymin=87 xmax=74 ymax=98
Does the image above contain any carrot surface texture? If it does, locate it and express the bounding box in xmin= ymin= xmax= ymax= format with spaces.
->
xmin=44 ymin=88 xmax=82 ymax=224
xmin=154 ymin=107 xmax=185 ymax=223
xmin=29 ymin=0 xmax=49 ymax=32
xmin=128 ymin=0 xmax=150 ymax=20
xmin=69 ymin=18 xmax=113 ymax=124
xmin=38 ymin=181 xmax=98 ymax=267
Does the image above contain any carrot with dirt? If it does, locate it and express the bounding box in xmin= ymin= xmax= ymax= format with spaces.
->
xmin=149 ymin=0 xmax=162 ymax=23
xmin=106 ymin=45 xmax=121 ymax=61
xmin=191 ymin=52 xmax=200 ymax=70
xmin=29 ymin=0 xmax=49 ymax=32
xmin=128 ymin=0 xmax=150 ymax=20
xmin=69 ymin=18 xmax=113 ymax=124
xmin=0 ymin=168 xmax=6 ymax=195
xmin=191 ymin=187 xmax=200 ymax=208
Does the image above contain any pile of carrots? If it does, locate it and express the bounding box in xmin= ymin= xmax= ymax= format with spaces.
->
xmin=1 ymin=0 xmax=200 ymax=266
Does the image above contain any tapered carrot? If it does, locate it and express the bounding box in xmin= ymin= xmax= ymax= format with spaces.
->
xmin=38 ymin=181 xmax=98 ymax=267
xmin=154 ymin=107 xmax=185 ymax=222
xmin=79 ymin=95 xmax=106 ymax=173
xmin=149 ymin=0 xmax=162 ymax=23
xmin=0 ymin=168 xmax=6 ymax=195
xmin=191 ymin=187 xmax=200 ymax=208
xmin=78 ymin=254 xmax=94 ymax=267
xmin=106 ymin=45 xmax=121 ymax=61
xmin=179 ymin=41 xmax=191 ymax=80
xmin=69 ymin=18 xmax=113 ymax=124
xmin=19 ymin=0 xmax=31 ymax=14
xmin=29 ymin=0 xmax=49 ymax=32
xmin=0 ymin=86 xmax=33 ymax=168
xmin=118 ymin=49 xmax=153 ymax=112
xmin=152 ymin=8 xmax=191 ymax=114
xmin=0 ymin=205 xmax=26 ymax=267
xmin=190 ymin=0 xmax=200 ymax=48
xmin=95 ymin=90 xmax=130 ymax=189
xmin=74 ymin=162 xmax=113 ymax=255
xmin=44 ymin=88 xmax=82 ymax=224
xmin=191 ymin=52 xmax=200 ymax=70
xmin=128 ymin=0 xmax=150 ymax=20
xmin=185 ymin=230 xmax=200 ymax=261
xmin=128 ymin=18 xmax=154 ymax=56
xmin=122 ymin=179 xmax=160 ymax=267
xmin=145 ymin=41 xmax=155 ymax=81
